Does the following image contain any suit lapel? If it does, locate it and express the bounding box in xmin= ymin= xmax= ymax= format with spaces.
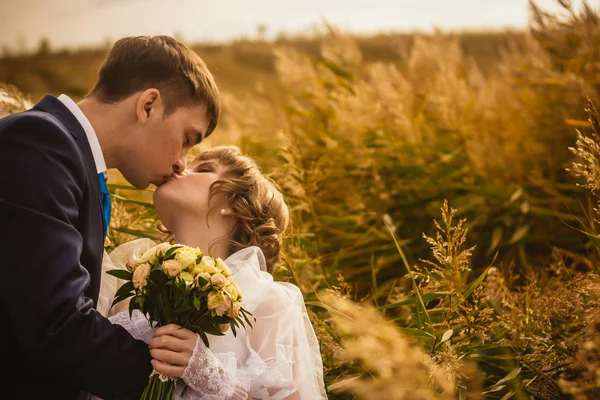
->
xmin=32 ymin=95 xmax=103 ymax=210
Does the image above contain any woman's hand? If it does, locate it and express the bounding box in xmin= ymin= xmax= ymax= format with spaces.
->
xmin=149 ymin=324 xmax=198 ymax=377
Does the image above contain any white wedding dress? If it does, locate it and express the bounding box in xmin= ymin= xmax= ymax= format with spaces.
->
xmin=94 ymin=238 xmax=328 ymax=400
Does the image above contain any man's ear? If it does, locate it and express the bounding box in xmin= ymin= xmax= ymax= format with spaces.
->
xmin=136 ymin=88 xmax=161 ymax=124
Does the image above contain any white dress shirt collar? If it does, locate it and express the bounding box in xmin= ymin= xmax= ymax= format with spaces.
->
xmin=57 ymin=94 xmax=107 ymax=175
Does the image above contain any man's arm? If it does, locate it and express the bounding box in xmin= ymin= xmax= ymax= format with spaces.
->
xmin=0 ymin=114 xmax=151 ymax=399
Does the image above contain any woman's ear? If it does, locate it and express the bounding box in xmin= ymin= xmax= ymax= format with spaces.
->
xmin=220 ymin=207 xmax=234 ymax=217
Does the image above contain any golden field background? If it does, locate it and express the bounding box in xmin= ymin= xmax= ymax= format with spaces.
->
xmin=3 ymin=1 xmax=600 ymax=398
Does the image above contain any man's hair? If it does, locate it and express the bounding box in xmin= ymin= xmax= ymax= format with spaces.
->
xmin=88 ymin=35 xmax=220 ymax=137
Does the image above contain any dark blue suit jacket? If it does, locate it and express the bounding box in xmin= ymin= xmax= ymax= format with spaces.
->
xmin=0 ymin=95 xmax=152 ymax=399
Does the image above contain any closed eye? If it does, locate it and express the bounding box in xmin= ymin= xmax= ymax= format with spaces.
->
xmin=194 ymin=162 xmax=217 ymax=173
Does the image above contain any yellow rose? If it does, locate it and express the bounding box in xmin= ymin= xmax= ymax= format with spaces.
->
xmin=207 ymin=290 xmax=224 ymax=311
xmin=226 ymin=302 xmax=240 ymax=319
xmin=162 ymin=259 xmax=184 ymax=277
xmin=132 ymin=262 xmax=151 ymax=289
xmin=137 ymin=247 xmax=159 ymax=265
xmin=215 ymin=257 xmax=232 ymax=277
xmin=219 ymin=323 xmax=230 ymax=333
xmin=225 ymin=282 xmax=240 ymax=301
xmin=199 ymin=257 xmax=217 ymax=274
xmin=179 ymin=271 xmax=194 ymax=286
xmin=211 ymin=273 xmax=229 ymax=288
xmin=175 ymin=248 xmax=198 ymax=269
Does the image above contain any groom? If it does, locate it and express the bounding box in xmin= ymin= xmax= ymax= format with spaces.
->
xmin=0 ymin=36 xmax=220 ymax=399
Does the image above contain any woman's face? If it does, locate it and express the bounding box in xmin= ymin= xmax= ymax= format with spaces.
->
xmin=153 ymin=158 xmax=228 ymax=228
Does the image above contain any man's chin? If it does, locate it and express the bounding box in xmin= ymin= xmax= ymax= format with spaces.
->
xmin=124 ymin=176 xmax=152 ymax=190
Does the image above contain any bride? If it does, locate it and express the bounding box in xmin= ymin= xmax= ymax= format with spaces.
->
xmin=94 ymin=145 xmax=327 ymax=399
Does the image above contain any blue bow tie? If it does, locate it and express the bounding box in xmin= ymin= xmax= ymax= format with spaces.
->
xmin=98 ymin=172 xmax=111 ymax=241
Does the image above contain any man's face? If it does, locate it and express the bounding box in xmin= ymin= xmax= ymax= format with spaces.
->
xmin=120 ymin=101 xmax=210 ymax=189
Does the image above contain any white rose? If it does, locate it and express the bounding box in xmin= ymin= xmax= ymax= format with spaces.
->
xmin=132 ymin=262 xmax=151 ymax=289
xmin=156 ymin=242 xmax=171 ymax=255
xmin=226 ymin=302 xmax=240 ymax=319
xmin=162 ymin=259 xmax=184 ymax=277
xmin=125 ymin=259 xmax=138 ymax=272
xmin=211 ymin=273 xmax=229 ymax=288
xmin=215 ymin=293 xmax=232 ymax=316
xmin=208 ymin=290 xmax=232 ymax=316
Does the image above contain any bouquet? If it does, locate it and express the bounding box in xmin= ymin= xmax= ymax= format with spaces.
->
xmin=107 ymin=242 xmax=253 ymax=399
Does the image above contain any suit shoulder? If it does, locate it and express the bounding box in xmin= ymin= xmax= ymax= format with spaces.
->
xmin=0 ymin=109 xmax=79 ymax=156
xmin=0 ymin=109 xmax=70 ymax=136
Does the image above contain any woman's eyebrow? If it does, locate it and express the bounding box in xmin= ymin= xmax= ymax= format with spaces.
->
xmin=195 ymin=161 xmax=219 ymax=169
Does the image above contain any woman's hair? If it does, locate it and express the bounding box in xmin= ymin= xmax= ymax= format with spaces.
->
xmin=194 ymin=146 xmax=290 ymax=274
xmin=88 ymin=35 xmax=220 ymax=137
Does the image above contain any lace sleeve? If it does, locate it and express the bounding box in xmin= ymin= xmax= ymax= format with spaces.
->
xmin=108 ymin=310 xmax=155 ymax=344
xmin=176 ymin=336 xmax=249 ymax=400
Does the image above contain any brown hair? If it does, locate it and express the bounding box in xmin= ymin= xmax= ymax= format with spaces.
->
xmin=194 ymin=146 xmax=290 ymax=274
xmin=88 ymin=35 xmax=220 ymax=136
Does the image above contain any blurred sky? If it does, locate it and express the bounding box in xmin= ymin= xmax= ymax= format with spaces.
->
xmin=0 ymin=0 xmax=590 ymax=52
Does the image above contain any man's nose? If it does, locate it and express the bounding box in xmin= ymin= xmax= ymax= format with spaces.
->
xmin=173 ymin=154 xmax=187 ymax=174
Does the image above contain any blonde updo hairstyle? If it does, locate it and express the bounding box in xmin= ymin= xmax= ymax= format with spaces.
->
xmin=194 ymin=146 xmax=289 ymax=275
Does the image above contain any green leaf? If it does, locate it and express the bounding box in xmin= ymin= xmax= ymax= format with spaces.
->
xmin=461 ymin=251 xmax=498 ymax=304
xmin=164 ymin=245 xmax=183 ymax=260
xmin=505 ymin=187 xmax=523 ymax=206
xmin=499 ymin=391 xmax=514 ymax=400
xmin=508 ymin=225 xmax=530 ymax=245
xmin=486 ymin=226 xmax=503 ymax=255
xmin=196 ymin=322 xmax=224 ymax=336
xmin=107 ymin=183 xmax=154 ymax=192
xmin=110 ymin=227 xmax=162 ymax=240
xmin=111 ymin=292 xmax=134 ymax=308
xmin=385 ymin=224 xmax=432 ymax=333
xmin=495 ymin=367 xmax=522 ymax=386
xmin=378 ymin=292 xmax=450 ymax=311
xmin=114 ymin=281 xmax=135 ymax=300
xmin=110 ymin=193 xmax=155 ymax=209
xmin=481 ymin=385 xmax=506 ymax=394
xmin=397 ymin=328 xmax=436 ymax=340
xmin=440 ymin=329 xmax=453 ymax=343
xmin=105 ymin=269 xmax=132 ymax=280
xmin=198 ymin=331 xmax=210 ymax=348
